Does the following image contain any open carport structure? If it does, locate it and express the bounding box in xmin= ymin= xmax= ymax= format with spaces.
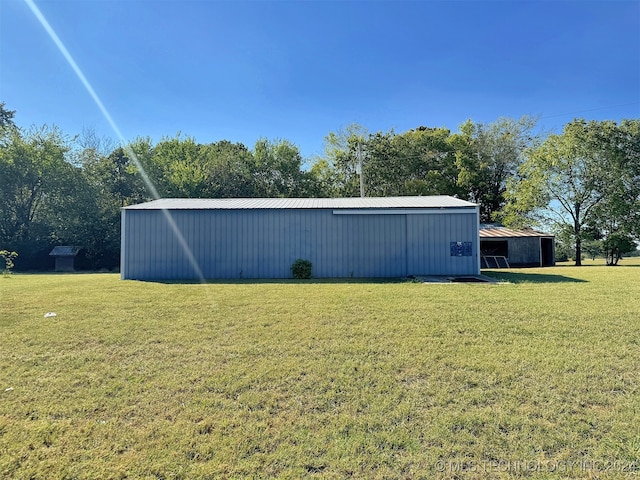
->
xmin=121 ymin=196 xmax=480 ymax=280
xmin=480 ymin=224 xmax=555 ymax=268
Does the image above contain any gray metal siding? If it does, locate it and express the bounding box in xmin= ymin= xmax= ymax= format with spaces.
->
xmin=122 ymin=208 xmax=479 ymax=280
xmin=507 ymin=237 xmax=542 ymax=266
xmin=406 ymin=212 xmax=477 ymax=275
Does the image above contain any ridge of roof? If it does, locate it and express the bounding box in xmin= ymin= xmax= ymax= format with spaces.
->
xmin=124 ymin=196 xmax=477 ymax=210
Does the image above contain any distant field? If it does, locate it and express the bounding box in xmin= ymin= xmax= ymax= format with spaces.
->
xmin=1 ymin=260 xmax=639 ymax=479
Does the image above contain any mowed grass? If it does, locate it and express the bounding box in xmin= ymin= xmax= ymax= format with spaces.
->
xmin=1 ymin=261 xmax=639 ymax=479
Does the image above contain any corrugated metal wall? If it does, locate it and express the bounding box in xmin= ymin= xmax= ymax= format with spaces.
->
xmin=507 ymin=237 xmax=542 ymax=267
xmin=406 ymin=213 xmax=477 ymax=276
xmin=121 ymin=208 xmax=478 ymax=280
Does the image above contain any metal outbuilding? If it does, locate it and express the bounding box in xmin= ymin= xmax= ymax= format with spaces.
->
xmin=121 ymin=196 xmax=480 ymax=280
xmin=49 ymin=246 xmax=82 ymax=272
xmin=480 ymin=224 xmax=555 ymax=268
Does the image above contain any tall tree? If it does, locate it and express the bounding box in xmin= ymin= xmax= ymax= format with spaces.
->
xmin=151 ymin=135 xmax=208 ymax=197
xmin=307 ymin=158 xmax=340 ymax=197
xmin=73 ymin=126 xmax=116 ymax=165
xmin=500 ymin=119 xmax=632 ymax=266
xmin=584 ymin=119 xmax=640 ymax=264
xmin=0 ymin=102 xmax=16 ymax=133
xmin=0 ymin=125 xmax=89 ymax=268
xmin=322 ymin=123 xmax=369 ymax=197
xmin=200 ymin=140 xmax=255 ymax=197
xmin=365 ymin=126 xmax=459 ymax=197
xmin=80 ymin=146 xmax=149 ymax=269
xmin=84 ymin=147 xmax=147 ymax=208
xmin=253 ymin=138 xmax=309 ymax=197
xmin=453 ymin=116 xmax=540 ymax=222
xmin=320 ymin=124 xmax=460 ymax=198
xmin=125 ymin=136 xmax=162 ymax=198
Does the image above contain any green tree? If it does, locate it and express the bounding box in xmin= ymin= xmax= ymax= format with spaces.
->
xmin=200 ymin=140 xmax=255 ymax=197
xmin=501 ymin=119 xmax=636 ymax=266
xmin=584 ymin=119 xmax=640 ymax=265
xmin=602 ymin=233 xmax=636 ymax=265
xmin=126 ymin=136 xmax=165 ymax=198
xmin=252 ymin=138 xmax=310 ymax=197
xmin=0 ymin=126 xmax=68 ymax=244
xmin=307 ymin=158 xmax=340 ymax=197
xmin=85 ymin=147 xmax=147 ymax=208
xmin=150 ymin=135 xmax=208 ymax=197
xmin=0 ymin=102 xmax=16 ymax=133
xmin=0 ymin=125 xmax=89 ymax=269
xmin=582 ymin=239 xmax=603 ymax=261
xmin=321 ymin=123 xmax=369 ymax=197
xmin=81 ymin=146 xmax=148 ymax=269
xmin=319 ymin=124 xmax=461 ymax=198
xmin=0 ymin=250 xmax=18 ymax=275
xmin=368 ymin=126 xmax=459 ymax=197
xmin=453 ymin=116 xmax=540 ymax=222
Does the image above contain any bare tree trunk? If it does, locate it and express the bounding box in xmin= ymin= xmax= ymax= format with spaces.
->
xmin=574 ymin=204 xmax=582 ymax=266
xmin=613 ymin=248 xmax=621 ymax=265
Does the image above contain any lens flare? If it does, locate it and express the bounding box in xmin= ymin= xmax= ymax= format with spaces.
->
xmin=24 ymin=0 xmax=205 ymax=281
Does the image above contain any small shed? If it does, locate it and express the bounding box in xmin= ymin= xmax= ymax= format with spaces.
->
xmin=480 ymin=224 xmax=554 ymax=268
xmin=121 ymin=196 xmax=480 ymax=280
xmin=49 ymin=246 xmax=82 ymax=272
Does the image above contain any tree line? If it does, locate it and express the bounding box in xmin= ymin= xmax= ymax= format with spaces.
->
xmin=1 ymin=101 xmax=638 ymax=270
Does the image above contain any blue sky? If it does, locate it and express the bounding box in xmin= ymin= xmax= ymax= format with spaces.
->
xmin=1 ymin=0 xmax=639 ymax=161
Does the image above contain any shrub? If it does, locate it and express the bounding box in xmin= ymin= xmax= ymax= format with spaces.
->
xmin=0 ymin=250 xmax=18 ymax=275
xmin=291 ymin=259 xmax=312 ymax=279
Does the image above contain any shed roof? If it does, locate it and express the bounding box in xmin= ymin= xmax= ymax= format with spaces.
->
xmin=479 ymin=224 xmax=553 ymax=238
xmin=49 ymin=246 xmax=82 ymax=257
xmin=124 ymin=196 xmax=477 ymax=211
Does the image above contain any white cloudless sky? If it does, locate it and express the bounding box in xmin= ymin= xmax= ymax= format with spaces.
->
xmin=1 ymin=0 xmax=639 ymax=160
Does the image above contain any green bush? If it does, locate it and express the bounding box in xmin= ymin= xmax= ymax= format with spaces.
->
xmin=0 ymin=250 xmax=18 ymax=275
xmin=291 ymin=258 xmax=312 ymax=279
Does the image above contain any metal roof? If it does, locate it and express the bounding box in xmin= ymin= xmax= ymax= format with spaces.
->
xmin=479 ymin=224 xmax=553 ymax=238
xmin=124 ymin=196 xmax=477 ymax=211
xmin=49 ymin=246 xmax=82 ymax=256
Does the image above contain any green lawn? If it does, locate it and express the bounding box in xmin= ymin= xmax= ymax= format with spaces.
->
xmin=1 ymin=261 xmax=639 ymax=479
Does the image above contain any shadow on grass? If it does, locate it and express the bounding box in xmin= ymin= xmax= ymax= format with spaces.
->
xmin=482 ymin=271 xmax=588 ymax=284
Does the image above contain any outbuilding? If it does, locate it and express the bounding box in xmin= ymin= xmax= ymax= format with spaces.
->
xmin=480 ymin=224 xmax=555 ymax=268
xmin=49 ymin=246 xmax=82 ymax=272
xmin=121 ymin=196 xmax=480 ymax=280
